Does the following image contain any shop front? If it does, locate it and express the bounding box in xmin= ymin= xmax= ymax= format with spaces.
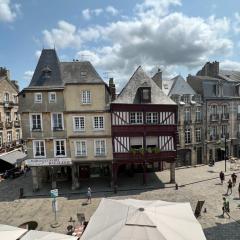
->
xmin=25 ymin=158 xmax=72 ymax=190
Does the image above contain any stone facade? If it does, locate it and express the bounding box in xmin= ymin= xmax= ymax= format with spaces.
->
xmin=0 ymin=67 xmax=22 ymax=153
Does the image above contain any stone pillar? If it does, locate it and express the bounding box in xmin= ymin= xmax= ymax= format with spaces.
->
xmin=170 ymin=162 xmax=176 ymax=183
xmin=32 ymin=167 xmax=39 ymax=191
xmin=71 ymin=164 xmax=79 ymax=190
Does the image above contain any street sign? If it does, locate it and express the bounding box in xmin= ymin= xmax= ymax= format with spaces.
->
xmin=50 ymin=189 xmax=58 ymax=198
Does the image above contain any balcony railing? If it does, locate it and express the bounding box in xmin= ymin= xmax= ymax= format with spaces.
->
xmin=210 ymin=114 xmax=219 ymax=121
xmin=14 ymin=120 xmax=21 ymax=128
xmin=221 ymin=113 xmax=229 ymax=121
xmin=5 ymin=121 xmax=13 ymax=129
xmin=195 ymin=118 xmax=202 ymax=123
xmin=3 ymin=101 xmax=13 ymax=109
xmin=53 ymin=126 xmax=64 ymax=131
xmin=32 ymin=127 xmax=42 ymax=132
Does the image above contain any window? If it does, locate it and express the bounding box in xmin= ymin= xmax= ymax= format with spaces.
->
xmin=80 ymin=71 xmax=87 ymax=77
xmin=34 ymin=93 xmax=42 ymax=103
xmin=73 ymin=116 xmax=85 ymax=131
xmin=195 ymin=107 xmax=202 ymax=122
xmin=0 ymin=132 xmax=2 ymax=146
xmin=95 ymin=139 xmax=106 ymax=156
xmin=54 ymin=140 xmax=66 ymax=157
xmin=52 ymin=113 xmax=63 ymax=130
xmin=33 ymin=140 xmax=45 ymax=158
xmin=221 ymin=125 xmax=228 ymax=137
xmin=184 ymin=128 xmax=191 ymax=144
xmin=7 ymin=131 xmax=12 ymax=143
xmin=141 ymin=88 xmax=151 ymax=103
xmin=210 ymin=126 xmax=217 ymax=140
xmin=215 ymin=84 xmax=220 ymax=96
xmin=130 ymin=112 xmax=143 ymax=124
xmin=49 ymin=92 xmax=56 ymax=103
xmin=146 ymin=112 xmax=158 ymax=124
xmin=82 ymin=90 xmax=91 ymax=104
xmin=184 ymin=108 xmax=191 ymax=121
xmin=4 ymin=92 xmax=9 ymax=102
xmin=211 ymin=105 xmax=218 ymax=115
xmin=75 ymin=140 xmax=87 ymax=156
xmin=5 ymin=112 xmax=11 ymax=122
xmin=16 ymin=130 xmax=20 ymax=140
xmin=31 ymin=114 xmax=42 ymax=131
xmin=13 ymin=95 xmax=18 ymax=103
xmin=195 ymin=128 xmax=201 ymax=143
xmin=14 ymin=112 xmax=18 ymax=121
xmin=93 ymin=116 xmax=104 ymax=130
xmin=183 ymin=95 xmax=190 ymax=103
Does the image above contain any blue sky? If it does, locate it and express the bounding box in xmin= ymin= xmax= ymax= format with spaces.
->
xmin=0 ymin=0 xmax=240 ymax=90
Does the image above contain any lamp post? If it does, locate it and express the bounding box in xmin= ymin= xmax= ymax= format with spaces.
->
xmin=224 ymin=137 xmax=227 ymax=172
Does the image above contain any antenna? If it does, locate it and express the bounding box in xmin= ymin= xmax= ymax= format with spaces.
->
xmin=103 ymin=71 xmax=115 ymax=80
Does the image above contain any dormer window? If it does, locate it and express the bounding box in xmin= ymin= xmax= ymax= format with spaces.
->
xmin=140 ymin=87 xmax=151 ymax=103
xmin=183 ymin=95 xmax=190 ymax=103
xmin=80 ymin=71 xmax=87 ymax=77
xmin=42 ymin=66 xmax=52 ymax=78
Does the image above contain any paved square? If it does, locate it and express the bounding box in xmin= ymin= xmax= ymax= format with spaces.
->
xmin=0 ymin=161 xmax=240 ymax=240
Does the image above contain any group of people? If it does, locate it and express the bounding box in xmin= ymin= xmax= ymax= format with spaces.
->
xmin=219 ymin=171 xmax=240 ymax=217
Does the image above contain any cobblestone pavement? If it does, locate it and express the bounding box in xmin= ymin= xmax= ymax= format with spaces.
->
xmin=0 ymin=161 xmax=240 ymax=240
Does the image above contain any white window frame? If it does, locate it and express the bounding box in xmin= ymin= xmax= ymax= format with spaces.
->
xmin=184 ymin=128 xmax=191 ymax=144
xmin=93 ymin=116 xmax=104 ymax=130
xmin=29 ymin=113 xmax=43 ymax=131
xmin=94 ymin=139 xmax=107 ymax=156
xmin=5 ymin=112 xmax=11 ymax=122
xmin=13 ymin=94 xmax=18 ymax=104
xmin=146 ymin=112 xmax=158 ymax=124
xmin=130 ymin=112 xmax=143 ymax=124
xmin=16 ymin=130 xmax=20 ymax=140
xmin=4 ymin=92 xmax=10 ymax=103
xmin=34 ymin=92 xmax=42 ymax=103
xmin=7 ymin=131 xmax=12 ymax=143
xmin=184 ymin=108 xmax=191 ymax=121
xmin=82 ymin=90 xmax=91 ymax=104
xmin=51 ymin=112 xmax=64 ymax=130
xmin=195 ymin=107 xmax=202 ymax=122
xmin=74 ymin=140 xmax=87 ymax=157
xmin=49 ymin=92 xmax=57 ymax=103
xmin=195 ymin=128 xmax=201 ymax=143
xmin=33 ymin=140 xmax=46 ymax=158
xmin=54 ymin=139 xmax=67 ymax=157
xmin=0 ymin=132 xmax=3 ymax=146
xmin=73 ymin=116 xmax=85 ymax=132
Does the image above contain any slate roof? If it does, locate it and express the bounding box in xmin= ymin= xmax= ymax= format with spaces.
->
xmin=60 ymin=61 xmax=105 ymax=84
xmin=113 ymin=66 xmax=176 ymax=105
xmin=168 ymin=75 xmax=196 ymax=96
xmin=219 ymin=70 xmax=240 ymax=82
xmin=28 ymin=49 xmax=63 ymax=88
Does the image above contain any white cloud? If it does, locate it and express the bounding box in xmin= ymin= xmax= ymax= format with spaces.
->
xmin=220 ymin=60 xmax=240 ymax=71
xmin=93 ymin=8 xmax=103 ymax=16
xmin=23 ymin=70 xmax=34 ymax=82
xmin=42 ymin=20 xmax=81 ymax=49
xmin=106 ymin=6 xmax=118 ymax=16
xmin=0 ymin=0 xmax=20 ymax=22
xmin=35 ymin=50 xmax=41 ymax=59
xmin=41 ymin=0 xmax=233 ymax=90
xmin=82 ymin=8 xmax=91 ymax=20
xmin=233 ymin=12 xmax=240 ymax=34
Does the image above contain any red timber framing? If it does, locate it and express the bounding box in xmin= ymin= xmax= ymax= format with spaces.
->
xmin=110 ymin=103 xmax=178 ymax=185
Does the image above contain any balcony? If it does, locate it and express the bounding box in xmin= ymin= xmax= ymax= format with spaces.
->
xmin=32 ymin=127 xmax=42 ymax=132
xmin=0 ymin=122 xmax=3 ymax=129
xmin=221 ymin=113 xmax=229 ymax=121
xmin=3 ymin=101 xmax=13 ymax=109
xmin=210 ymin=114 xmax=219 ymax=121
xmin=53 ymin=126 xmax=64 ymax=131
xmin=5 ymin=121 xmax=13 ymax=129
xmin=195 ymin=118 xmax=202 ymax=124
xmin=14 ymin=120 xmax=21 ymax=128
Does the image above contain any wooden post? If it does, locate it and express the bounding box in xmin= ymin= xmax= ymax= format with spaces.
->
xmin=170 ymin=161 xmax=176 ymax=183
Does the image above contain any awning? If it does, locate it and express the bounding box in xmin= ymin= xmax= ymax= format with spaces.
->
xmin=0 ymin=150 xmax=26 ymax=166
xmin=0 ymin=224 xmax=27 ymax=240
xmin=25 ymin=158 xmax=72 ymax=167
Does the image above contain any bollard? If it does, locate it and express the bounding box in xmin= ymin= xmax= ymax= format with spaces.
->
xmin=175 ymin=183 xmax=178 ymax=190
xmin=19 ymin=188 xmax=24 ymax=198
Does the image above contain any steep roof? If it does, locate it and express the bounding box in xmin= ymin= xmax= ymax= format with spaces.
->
xmin=219 ymin=70 xmax=240 ymax=82
xmin=114 ymin=66 xmax=176 ymax=105
xmin=0 ymin=76 xmax=19 ymax=93
xmin=60 ymin=61 xmax=104 ymax=84
xmin=168 ymin=75 xmax=196 ymax=96
xmin=28 ymin=49 xmax=63 ymax=88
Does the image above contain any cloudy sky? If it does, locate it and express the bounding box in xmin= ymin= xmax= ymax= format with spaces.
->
xmin=0 ymin=0 xmax=240 ymax=90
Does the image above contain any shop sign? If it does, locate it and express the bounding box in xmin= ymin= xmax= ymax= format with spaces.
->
xmin=25 ymin=158 xmax=72 ymax=166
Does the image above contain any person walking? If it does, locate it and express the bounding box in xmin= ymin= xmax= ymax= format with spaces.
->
xmin=231 ymin=173 xmax=237 ymax=186
xmin=238 ymin=183 xmax=240 ymax=199
xmin=87 ymin=187 xmax=92 ymax=204
xmin=219 ymin=171 xmax=225 ymax=184
xmin=227 ymin=179 xmax=233 ymax=195
xmin=222 ymin=197 xmax=230 ymax=218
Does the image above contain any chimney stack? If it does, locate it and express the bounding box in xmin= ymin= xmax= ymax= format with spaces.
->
xmin=109 ymin=77 xmax=116 ymax=101
xmin=0 ymin=67 xmax=10 ymax=79
xmin=152 ymin=68 xmax=162 ymax=89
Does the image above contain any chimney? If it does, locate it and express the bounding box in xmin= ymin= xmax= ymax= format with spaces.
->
xmin=0 ymin=67 xmax=10 ymax=79
xmin=152 ymin=68 xmax=162 ymax=89
xmin=197 ymin=61 xmax=219 ymax=77
xmin=109 ymin=77 xmax=116 ymax=101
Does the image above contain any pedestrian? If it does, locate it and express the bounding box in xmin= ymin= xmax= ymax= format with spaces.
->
xmin=219 ymin=171 xmax=225 ymax=184
xmin=231 ymin=173 xmax=237 ymax=186
xmin=222 ymin=197 xmax=230 ymax=218
xmin=238 ymin=183 xmax=240 ymax=199
xmin=87 ymin=187 xmax=92 ymax=204
xmin=227 ymin=179 xmax=233 ymax=195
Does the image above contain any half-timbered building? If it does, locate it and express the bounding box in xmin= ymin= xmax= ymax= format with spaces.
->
xmin=110 ymin=66 xmax=177 ymax=185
